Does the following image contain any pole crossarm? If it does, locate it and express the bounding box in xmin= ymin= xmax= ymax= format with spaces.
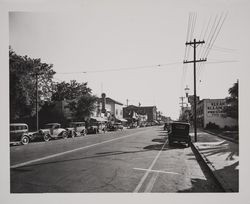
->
xmin=185 ymin=40 xmax=205 ymax=46
xmin=183 ymin=58 xmax=207 ymax=64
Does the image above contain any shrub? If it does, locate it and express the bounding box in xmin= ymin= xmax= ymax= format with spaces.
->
xmin=205 ymin=122 xmax=220 ymax=130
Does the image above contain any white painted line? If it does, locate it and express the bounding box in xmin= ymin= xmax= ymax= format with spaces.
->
xmin=144 ymin=172 xmax=159 ymax=192
xmin=133 ymin=167 xmax=181 ymax=175
xmin=133 ymin=138 xmax=168 ymax=193
xmin=10 ymin=130 xmax=148 ymax=169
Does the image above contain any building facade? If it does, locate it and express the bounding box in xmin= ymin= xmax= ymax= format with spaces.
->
xmin=197 ymin=98 xmax=238 ymax=128
xmin=92 ymin=93 xmax=125 ymax=122
xmin=123 ymin=105 xmax=157 ymax=122
xmin=52 ymin=93 xmax=125 ymax=123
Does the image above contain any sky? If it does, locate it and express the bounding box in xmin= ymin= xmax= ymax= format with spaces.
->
xmin=8 ymin=0 xmax=249 ymax=120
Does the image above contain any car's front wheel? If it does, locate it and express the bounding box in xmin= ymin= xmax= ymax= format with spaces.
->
xmin=62 ymin=131 xmax=68 ymax=139
xmin=21 ymin=135 xmax=30 ymax=145
xmin=44 ymin=134 xmax=51 ymax=142
xmin=70 ymin=131 xmax=76 ymax=138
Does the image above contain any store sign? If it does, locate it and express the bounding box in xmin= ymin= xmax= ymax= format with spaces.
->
xmin=206 ymin=100 xmax=226 ymax=117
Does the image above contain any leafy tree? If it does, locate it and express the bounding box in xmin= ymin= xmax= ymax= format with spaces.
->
xmin=51 ymin=80 xmax=92 ymax=101
xmin=223 ymin=81 xmax=238 ymax=119
xmin=9 ymin=48 xmax=55 ymax=121
xmin=179 ymin=109 xmax=192 ymax=122
xmin=68 ymin=94 xmax=98 ymax=121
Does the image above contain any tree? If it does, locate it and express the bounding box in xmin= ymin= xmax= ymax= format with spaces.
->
xmin=51 ymin=80 xmax=92 ymax=101
xmin=223 ymin=81 xmax=238 ymax=119
xmin=68 ymin=94 xmax=98 ymax=121
xmin=179 ymin=109 xmax=192 ymax=122
xmin=9 ymin=48 xmax=56 ymax=121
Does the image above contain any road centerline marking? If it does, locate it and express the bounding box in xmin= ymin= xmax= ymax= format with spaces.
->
xmin=144 ymin=172 xmax=159 ymax=192
xmin=10 ymin=129 xmax=149 ymax=169
xmin=133 ymin=138 xmax=168 ymax=193
xmin=133 ymin=167 xmax=181 ymax=175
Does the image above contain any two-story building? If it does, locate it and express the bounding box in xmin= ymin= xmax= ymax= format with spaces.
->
xmin=50 ymin=93 xmax=126 ymax=124
xmin=92 ymin=93 xmax=126 ymax=123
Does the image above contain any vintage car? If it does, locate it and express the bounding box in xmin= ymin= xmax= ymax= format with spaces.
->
xmin=168 ymin=121 xmax=191 ymax=147
xmin=113 ymin=123 xmax=124 ymax=130
xmin=107 ymin=122 xmax=124 ymax=131
xmin=10 ymin=123 xmax=33 ymax=145
xmin=87 ymin=121 xmax=106 ymax=134
xmin=38 ymin=123 xmax=68 ymax=141
xmin=66 ymin=122 xmax=87 ymax=137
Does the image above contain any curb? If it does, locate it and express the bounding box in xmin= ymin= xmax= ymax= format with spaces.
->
xmin=190 ymin=142 xmax=234 ymax=192
xmin=203 ymin=130 xmax=238 ymax=144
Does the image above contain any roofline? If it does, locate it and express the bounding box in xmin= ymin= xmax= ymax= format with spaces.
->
xmin=124 ymin=105 xmax=156 ymax=108
xmin=106 ymin=97 xmax=123 ymax=105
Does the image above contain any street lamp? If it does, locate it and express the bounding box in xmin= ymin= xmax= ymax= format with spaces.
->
xmin=184 ymin=85 xmax=190 ymax=98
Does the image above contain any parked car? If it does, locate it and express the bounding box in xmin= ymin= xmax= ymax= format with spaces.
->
xmin=66 ymin=122 xmax=87 ymax=137
xmin=86 ymin=121 xmax=99 ymax=134
xmin=168 ymin=121 xmax=191 ymax=147
xmin=107 ymin=122 xmax=123 ymax=131
xmin=10 ymin=123 xmax=32 ymax=145
xmin=38 ymin=123 xmax=68 ymax=141
xmin=114 ymin=123 xmax=123 ymax=130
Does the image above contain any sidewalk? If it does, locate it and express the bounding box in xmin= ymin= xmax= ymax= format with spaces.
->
xmin=190 ymin=130 xmax=239 ymax=192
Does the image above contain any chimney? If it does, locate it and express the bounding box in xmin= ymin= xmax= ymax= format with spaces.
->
xmin=101 ymin=93 xmax=106 ymax=113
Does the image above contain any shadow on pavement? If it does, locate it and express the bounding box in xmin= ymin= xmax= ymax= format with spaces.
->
xmin=177 ymin=178 xmax=224 ymax=192
xmin=11 ymin=149 xmax=151 ymax=170
xmin=197 ymin=140 xmax=238 ymax=160
xmin=152 ymin=138 xmax=167 ymax=143
xmin=143 ymin=141 xmax=187 ymax=151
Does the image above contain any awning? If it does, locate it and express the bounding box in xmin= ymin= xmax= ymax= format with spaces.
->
xmin=90 ymin=116 xmax=107 ymax=122
xmin=116 ymin=118 xmax=127 ymax=122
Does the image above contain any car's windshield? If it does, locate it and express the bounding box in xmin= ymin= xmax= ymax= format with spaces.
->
xmin=10 ymin=125 xmax=28 ymax=131
xmin=45 ymin=124 xmax=60 ymax=129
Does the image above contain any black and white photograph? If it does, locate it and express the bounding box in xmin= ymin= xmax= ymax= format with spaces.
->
xmin=1 ymin=0 xmax=250 ymax=203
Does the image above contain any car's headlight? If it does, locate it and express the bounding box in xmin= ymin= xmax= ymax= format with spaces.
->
xmin=38 ymin=130 xmax=44 ymax=134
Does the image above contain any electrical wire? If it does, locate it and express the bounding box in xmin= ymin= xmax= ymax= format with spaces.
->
xmin=198 ymin=12 xmax=228 ymax=79
xmin=56 ymin=62 xmax=182 ymax=75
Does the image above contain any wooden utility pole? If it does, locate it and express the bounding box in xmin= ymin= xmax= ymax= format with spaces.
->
xmin=184 ymin=39 xmax=206 ymax=142
xmin=35 ymin=73 xmax=39 ymax=131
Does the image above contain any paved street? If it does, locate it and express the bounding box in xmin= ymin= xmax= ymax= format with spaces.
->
xmin=10 ymin=126 xmax=222 ymax=193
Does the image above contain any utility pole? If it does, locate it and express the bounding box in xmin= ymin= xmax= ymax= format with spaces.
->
xmin=184 ymin=38 xmax=206 ymax=142
xmin=33 ymin=66 xmax=42 ymax=132
xmin=126 ymin=99 xmax=129 ymax=107
xmin=35 ymin=73 xmax=39 ymax=131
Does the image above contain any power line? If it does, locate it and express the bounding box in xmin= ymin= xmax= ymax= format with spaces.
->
xmin=213 ymin=45 xmax=237 ymax=51
xmin=204 ymin=59 xmax=239 ymax=64
xmin=181 ymin=12 xmax=197 ymax=96
xmin=197 ymin=12 xmax=228 ymax=79
xmin=197 ymin=14 xmax=220 ymax=77
xmin=181 ymin=12 xmax=193 ymax=96
xmin=55 ymin=62 xmax=181 ymax=75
